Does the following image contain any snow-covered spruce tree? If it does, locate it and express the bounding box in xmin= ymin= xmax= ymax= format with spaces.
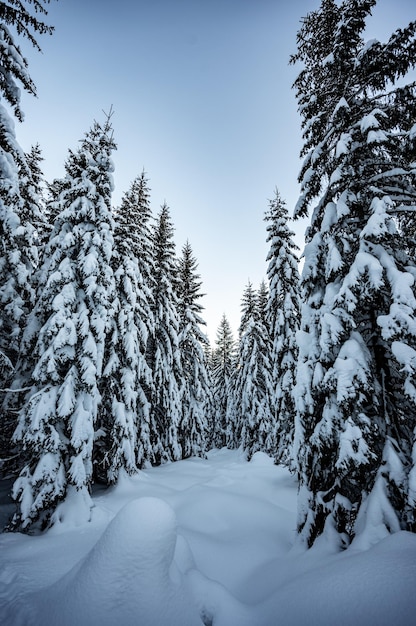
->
xmin=22 ymin=144 xmax=52 ymax=254
xmin=1 ymin=144 xmax=48 ymax=472
xmin=257 ymin=279 xmax=269 ymax=330
xmin=11 ymin=116 xmax=117 ymax=531
xmin=97 ymin=173 xmax=155 ymax=483
xmin=291 ymin=0 xmax=416 ymax=548
xmin=0 ymin=1 xmax=53 ymax=472
xmin=45 ymin=177 xmax=72 ymax=225
xmin=234 ymin=282 xmax=273 ymax=458
xmin=16 ymin=142 xmax=48 ymax=316
xmin=203 ymin=340 xmax=215 ymax=450
xmin=177 ymin=241 xmax=209 ymax=458
xmin=147 ymin=202 xmax=182 ymax=464
xmin=211 ymin=314 xmax=236 ymax=449
xmin=265 ymin=190 xmax=301 ymax=467
xmin=231 ymin=281 xmax=258 ymax=448
xmin=238 ymin=281 xmax=257 ymax=336
xmin=21 ymin=143 xmax=46 ymax=234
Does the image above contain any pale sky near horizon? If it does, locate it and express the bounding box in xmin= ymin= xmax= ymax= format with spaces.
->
xmin=16 ymin=0 xmax=415 ymax=343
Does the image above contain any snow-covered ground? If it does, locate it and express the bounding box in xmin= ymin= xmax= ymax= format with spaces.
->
xmin=1 ymin=448 xmax=416 ymax=625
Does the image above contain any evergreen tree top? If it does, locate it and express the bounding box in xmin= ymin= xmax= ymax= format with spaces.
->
xmin=151 ymin=201 xmax=179 ymax=314
xmin=264 ymin=189 xmax=299 ymax=247
xmin=62 ymin=116 xmax=116 ymax=201
xmin=212 ymin=314 xmax=235 ymax=376
xmin=25 ymin=143 xmax=43 ymax=187
xmin=114 ymin=170 xmax=153 ymax=259
xmin=239 ymin=281 xmax=258 ymax=337
xmin=118 ymin=170 xmax=151 ymax=217
xmin=215 ymin=314 xmax=234 ymax=349
xmin=49 ymin=115 xmax=116 ymax=236
xmin=152 ymin=202 xmax=176 ymax=272
xmin=256 ymin=280 xmax=269 ymax=329
xmin=177 ymin=240 xmax=205 ymax=317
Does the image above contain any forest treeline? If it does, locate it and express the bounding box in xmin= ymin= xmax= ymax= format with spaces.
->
xmin=1 ymin=0 xmax=416 ymax=551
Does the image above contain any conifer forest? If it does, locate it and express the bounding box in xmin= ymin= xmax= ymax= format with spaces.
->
xmin=1 ymin=1 xmax=416 ymax=624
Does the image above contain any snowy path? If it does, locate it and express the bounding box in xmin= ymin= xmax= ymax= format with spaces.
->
xmin=97 ymin=449 xmax=297 ymax=602
xmin=1 ymin=449 xmax=416 ymax=625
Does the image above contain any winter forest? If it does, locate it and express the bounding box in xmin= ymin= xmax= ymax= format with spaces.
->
xmin=1 ymin=0 xmax=416 ymax=624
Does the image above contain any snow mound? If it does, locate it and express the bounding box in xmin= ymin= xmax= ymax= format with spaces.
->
xmin=260 ymin=531 xmax=416 ymax=626
xmin=249 ymin=451 xmax=275 ymax=466
xmin=34 ymin=497 xmax=203 ymax=626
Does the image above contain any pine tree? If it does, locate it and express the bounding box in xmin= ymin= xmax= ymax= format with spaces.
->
xmin=291 ymin=0 xmax=416 ymax=548
xmin=147 ymin=203 xmax=182 ymax=464
xmin=98 ymin=173 xmax=155 ymax=482
xmin=0 ymin=1 xmax=54 ymax=473
xmin=177 ymin=241 xmax=209 ymax=458
xmin=211 ymin=314 xmax=236 ymax=449
xmin=264 ymin=190 xmax=301 ymax=467
xmin=234 ymin=282 xmax=273 ymax=458
xmin=11 ymin=115 xmax=117 ymax=530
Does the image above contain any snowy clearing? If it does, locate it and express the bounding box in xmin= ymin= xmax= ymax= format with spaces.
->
xmin=1 ymin=448 xmax=416 ymax=626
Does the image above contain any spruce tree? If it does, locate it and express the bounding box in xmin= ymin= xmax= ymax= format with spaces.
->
xmin=147 ymin=202 xmax=182 ymax=464
xmin=234 ymin=282 xmax=273 ymax=458
xmin=238 ymin=281 xmax=257 ymax=337
xmin=257 ymin=279 xmax=269 ymax=331
xmin=291 ymin=0 xmax=416 ymax=548
xmin=177 ymin=241 xmax=209 ymax=458
xmin=265 ymin=190 xmax=301 ymax=467
xmin=211 ymin=314 xmax=236 ymax=449
xmin=22 ymin=144 xmax=51 ymax=253
xmin=98 ymin=173 xmax=155 ymax=482
xmin=1 ymin=143 xmax=47 ymax=471
xmin=0 ymin=1 xmax=54 ymax=472
xmin=12 ymin=116 xmax=117 ymax=530
xmin=203 ymin=340 xmax=215 ymax=451
xmin=232 ymin=281 xmax=259 ymax=448
xmin=22 ymin=144 xmax=46 ymax=231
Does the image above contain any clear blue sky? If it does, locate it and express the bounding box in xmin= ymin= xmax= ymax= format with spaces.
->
xmin=16 ymin=0 xmax=415 ymax=343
